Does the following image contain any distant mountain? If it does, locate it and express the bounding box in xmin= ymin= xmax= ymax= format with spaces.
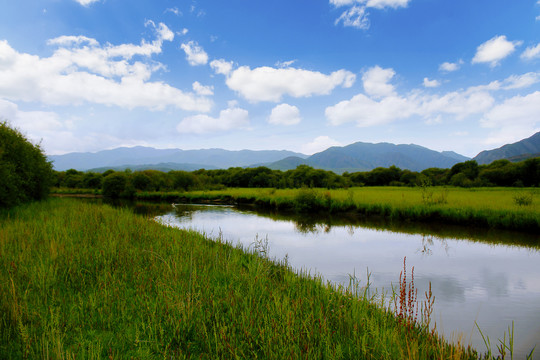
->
xmin=473 ymin=132 xmax=540 ymax=165
xmin=441 ymin=151 xmax=470 ymax=162
xmin=264 ymin=156 xmax=308 ymax=171
xmin=48 ymin=146 xmax=307 ymax=171
xmin=262 ymin=142 xmax=469 ymax=173
xmin=49 ymin=141 xmax=471 ymax=173
xmin=87 ymin=162 xmax=219 ymax=173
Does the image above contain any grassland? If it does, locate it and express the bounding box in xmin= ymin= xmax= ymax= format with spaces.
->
xmin=1 ymin=198 xmax=493 ymax=359
xmin=135 ymin=187 xmax=540 ymax=234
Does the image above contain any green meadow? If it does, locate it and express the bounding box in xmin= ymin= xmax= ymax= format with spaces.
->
xmin=1 ymin=198 xmax=503 ymax=359
xmin=135 ymin=187 xmax=540 ymax=233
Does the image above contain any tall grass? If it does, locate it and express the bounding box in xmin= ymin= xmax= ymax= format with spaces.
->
xmin=0 ymin=198 xmax=490 ymax=359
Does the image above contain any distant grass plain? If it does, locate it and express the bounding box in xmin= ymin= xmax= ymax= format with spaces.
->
xmin=133 ymin=187 xmax=540 ymax=233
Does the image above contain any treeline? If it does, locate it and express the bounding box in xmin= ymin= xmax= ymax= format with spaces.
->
xmin=0 ymin=122 xmax=53 ymax=209
xmin=53 ymin=158 xmax=540 ymax=197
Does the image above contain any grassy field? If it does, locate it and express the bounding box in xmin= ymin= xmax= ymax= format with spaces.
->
xmin=136 ymin=187 xmax=540 ymax=233
xmin=0 ymin=198 xmax=496 ymax=359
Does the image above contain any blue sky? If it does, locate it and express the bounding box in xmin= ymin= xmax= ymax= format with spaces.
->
xmin=0 ymin=0 xmax=539 ymax=157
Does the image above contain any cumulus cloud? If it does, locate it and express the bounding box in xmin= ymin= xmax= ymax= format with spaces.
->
xmin=362 ymin=66 xmax=396 ymax=98
xmin=0 ymin=98 xmax=82 ymax=154
xmin=268 ymin=104 xmax=301 ymax=125
xmin=439 ymin=60 xmax=463 ymax=72
xmin=323 ymin=66 xmax=525 ymax=128
xmin=192 ymin=81 xmax=214 ymax=96
xmin=472 ymin=35 xmax=523 ymax=67
xmin=501 ymin=72 xmax=540 ymax=89
xmin=301 ymin=136 xmax=342 ymax=155
xmin=0 ymin=23 xmax=212 ymax=112
xmin=180 ymin=41 xmax=209 ymax=66
xmin=521 ymin=43 xmax=540 ymax=60
xmin=423 ymin=78 xmax=440 ymax=88
xmin=326 ymin=94 xmax=415 ymax=126
xmin=226 ymin=66 xmax=356 ymax=102
xmin=210 ymin=59 xmax=234 ymax=75
xmin=177 ymin=104 xmax=249 ymax=134
xmin=480 ymin=91 xmax=540 ymax=145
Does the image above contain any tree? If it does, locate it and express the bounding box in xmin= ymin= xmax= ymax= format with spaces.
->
xmin=102 ymin=172 xmax=128 ymax=198
xmin=0 ymin=121 xmax=53 ymax=208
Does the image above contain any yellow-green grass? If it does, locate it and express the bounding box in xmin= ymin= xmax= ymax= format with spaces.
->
xmin=137 ymin=187 xmax=540 ymax=233
xmin=1 ymin=198 xmax=487 ymax=359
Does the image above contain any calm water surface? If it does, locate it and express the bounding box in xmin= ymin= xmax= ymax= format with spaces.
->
xmin=155 ymin=203 xmax=540 ymax=357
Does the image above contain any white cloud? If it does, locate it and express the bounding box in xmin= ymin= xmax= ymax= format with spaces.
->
xmin=472 ymin=35 xmax=523 ymax=67
xmin=423 ymin=78 xmax=440 ymax=88
xmin=226 ymin=66 xmax=356 ymax=102
xmin=154 ymin=22 xmax=175 ymax=42
xmin=439 ymin=60 xmax=462 ymax=72
xmin=326 ymin=94 xmax=415 ymax=126
xmin=275 ymin=60 xmax=297 ymax=68
xmin=335 ymin=6 xmax=370 ymax=30
xmin=330 ymin=0 xmax=410 ymax=9
xmin=0 ymin=26 xmax=212 ymax=112
xmin=177 ymin=105 xmax=249 ymax=134
xmin=480 ymin=91 xmax=540 ymax=145
xmin=362 ymin=66 xmax=396 ymax=98
xmin=326 ymin=66 xmax=505 ymax=127
xmin=192 ymin=81 xmax=214 ymax=96
xmin=165 ymin=7 xmax=182 ymax=16
xmin=0 ymin=98 xmax=76 ymax=154
xmin=47 ymin=36 xmax=99 ymax=47
xmin=501 ymin=72 xmax=540 ymax=89
xmin=74 ymin=0 xmax=99 ymax=6
xmin=365 ymin=0 xmax=410 ymax=9
xmin=180 ymin=41 xmax=208 ymax=66
xmin=268 ymin=104 xmax=301 ymax=125
xmin=301 ymin=136 xmax=342 ymax=155
xmin=331 ymin=0 xmax=410 ymax=29
xmin=521 ymin=43 xmax=540 ymax=60
xmin=210 ymin=59 xmax=234 ymax=76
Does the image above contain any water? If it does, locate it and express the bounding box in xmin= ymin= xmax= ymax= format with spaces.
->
xmin=156 ymin=203 xmax=540 ymax=357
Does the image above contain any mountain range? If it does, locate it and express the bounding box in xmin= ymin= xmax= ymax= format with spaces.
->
xmin=49 ymin=148 xmax=307 ymax=172
xmin=472 ymin=132 xmax=540 ymax=165
xmin=48 ymin=132 xmax=540 ymax=173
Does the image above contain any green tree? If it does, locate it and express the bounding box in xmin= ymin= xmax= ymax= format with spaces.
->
xmin=102 ymin=172 xmax=128 ymax=198
xmin=0 ymin=121 xmax=53 ymax=208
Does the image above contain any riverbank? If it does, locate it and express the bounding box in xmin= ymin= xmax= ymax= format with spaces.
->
xmin=1 ymin=198 xmax=488 ymax=359
xmin=133 ymin=187 xmax=540 ymax=234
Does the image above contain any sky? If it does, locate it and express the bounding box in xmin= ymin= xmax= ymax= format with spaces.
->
xmin=0 ymin=0 xmax=539 ymax=157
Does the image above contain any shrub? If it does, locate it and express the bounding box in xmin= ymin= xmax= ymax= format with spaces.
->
xmin=0 ymin=121 xmax=53 ymax=209
xmin=294 ymin=188 xmax=325 ymax=213
xmin=513 ymin=192 xmax=533 ymax=206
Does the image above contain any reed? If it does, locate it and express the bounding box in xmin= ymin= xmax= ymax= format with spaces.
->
xmin=0 ymin=198 xmax=491 ymax=359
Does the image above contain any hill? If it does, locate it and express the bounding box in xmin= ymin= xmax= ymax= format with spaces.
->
xmin=473 ymin=132 xmax=540 ymax=165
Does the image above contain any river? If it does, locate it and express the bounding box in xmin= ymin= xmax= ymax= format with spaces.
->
xmin=151 ymin=202 xmax=539 ymax=357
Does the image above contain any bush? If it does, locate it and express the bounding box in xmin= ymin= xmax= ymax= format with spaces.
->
xmin=0 ymin=121 xmax=53 ymax=209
